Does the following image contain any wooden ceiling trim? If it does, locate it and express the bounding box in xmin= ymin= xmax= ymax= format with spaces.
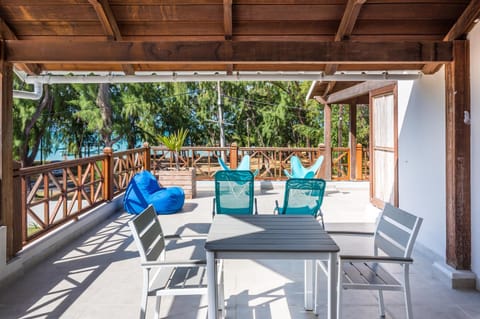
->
xmin=88 ymin=0 xmax=134 ymax=75
xmin=423 ymin=0 xmax=480 ymax=74
xmin=0 ymin=18 xmax=41 ymax=75
xmin=5 ymin=40 xmax=453 ymax=64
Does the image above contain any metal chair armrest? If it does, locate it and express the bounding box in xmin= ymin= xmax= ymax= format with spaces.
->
xmin=141 ymin=259 xmax=207 ymax=268
xmin=339 ymin=255 xmax=413 ymax=264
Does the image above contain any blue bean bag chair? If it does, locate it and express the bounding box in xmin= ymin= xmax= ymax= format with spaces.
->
xmin=123 ymin=170 xmax=185 ymax=215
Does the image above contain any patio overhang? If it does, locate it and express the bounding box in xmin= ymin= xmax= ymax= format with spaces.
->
xmin=1 ymin=0 xmax=480 ymax=274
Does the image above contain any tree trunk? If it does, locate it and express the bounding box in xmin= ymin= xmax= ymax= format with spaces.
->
xmin=96 ymin=83 xmax=113 ymax=147
xmin=21 ymin=84 xmax=53 ymax=167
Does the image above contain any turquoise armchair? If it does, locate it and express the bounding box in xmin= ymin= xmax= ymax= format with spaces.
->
xmin=218 ymin=154 xmax=259 ymax=176
xmin=284 ymin=155 xmax=324 ymax=179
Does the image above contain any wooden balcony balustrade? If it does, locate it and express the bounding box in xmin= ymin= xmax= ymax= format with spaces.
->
xmin=7 ymin=144 xmax=369 ymax=258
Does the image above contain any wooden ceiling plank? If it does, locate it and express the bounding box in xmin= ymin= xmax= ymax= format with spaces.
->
xmin=88 ymin=0 xmax=134 ymax=75
xmin=325 ymin=0 xmax=366 ymax=75
xmin=327 ymin=80 xmax=396 ymax=104
xmin=423 ymin=0 xmax=480 ymax=74
xmin=0 ymin=18 xmax=41 ymax=75
xmin=6 ymin=40 xmax=453 ymax=64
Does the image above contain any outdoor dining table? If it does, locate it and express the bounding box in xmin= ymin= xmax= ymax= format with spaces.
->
xmin=205 ymin=214 xmax=340 ymax=319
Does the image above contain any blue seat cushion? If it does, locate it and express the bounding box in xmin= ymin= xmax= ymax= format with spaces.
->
xmin=124 ymin=170 xmax=185 ymax=215
xmin=149 ymin=186 xmax=185 ymax=214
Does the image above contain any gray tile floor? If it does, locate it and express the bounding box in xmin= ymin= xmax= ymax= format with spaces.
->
xmin=0 ymin=182 xmax=479 ymax=319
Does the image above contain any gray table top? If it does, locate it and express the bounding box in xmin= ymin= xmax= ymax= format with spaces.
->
xmin=205 ymin=214 xmax=339 ymax=253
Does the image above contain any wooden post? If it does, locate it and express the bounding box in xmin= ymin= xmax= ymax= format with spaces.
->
xmin=103 ymin=147 xmax=114 ymax=201
xmin=230 ymin=143 xmax=238 ymax=169
xmin=143 ymin=142 xmax=151 ymax=171
xmin=349 ymin=102 xmax=357 ymax=180
xmin=356 ymin=144 xmax=363 ymax=180
xmin=0 ymin=45 xmax=15 ymax=258
xmin=11 ymin=161 xmax=23 ymax=257
xmin=324 ymin=104 xmax=332 ymax=180
xmin=316 ymin=144 xmax=324 ymax=178
xmin=445 ymin=40 xmax=471 ymax=270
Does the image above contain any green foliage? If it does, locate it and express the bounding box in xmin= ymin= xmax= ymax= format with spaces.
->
xmin=12 ymin=79 xmax=370 ymax=167
xmin=159 ymin=128 xmax=189 ymax=153
xmin=159 ymin=128 xmax=189 ymax=170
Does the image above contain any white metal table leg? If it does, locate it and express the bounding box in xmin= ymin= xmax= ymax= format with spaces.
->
xmin=304 ymin=260 xmax=314 ymax=310
xmin=328 ymin=252 xmax=338 ymax=319
xmin=207 ymin=251 xmax=218 ymax=319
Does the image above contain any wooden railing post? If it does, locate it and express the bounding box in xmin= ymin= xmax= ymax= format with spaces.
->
xmin=317 ymin=144 xmax=324 ymax=178
xmin=103 ymin=147 xmax=114 ymax=201
xmin=355 ymin=144 xmax=363 ymax=180
xmin=143 ymin=142 xmax=151 ymax=171
xmin=10 ymin=161 xmax=23 ymax=258
xmin=230 ymin=143 xmax=238 ymax=169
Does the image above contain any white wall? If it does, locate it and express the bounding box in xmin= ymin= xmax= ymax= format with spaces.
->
xmin=469 ymin=23 xmax=480 ymax=289
xmin=397 ymin=71 xmax=446 ymax=259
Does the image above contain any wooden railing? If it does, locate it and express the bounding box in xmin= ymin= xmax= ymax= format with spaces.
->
xmin=150 ymin=144 xmax=368 ymax=181
xmin=12 ymin=146 xmax=148 ymax=250
xmin=9 ymin=144 xmax=369 ymax=257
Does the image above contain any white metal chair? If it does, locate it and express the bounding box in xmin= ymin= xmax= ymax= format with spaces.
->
xmin=320 ymin=203 xmax=423 ymax=319
xmin=128 ymin=205 xmax=224 ymax=319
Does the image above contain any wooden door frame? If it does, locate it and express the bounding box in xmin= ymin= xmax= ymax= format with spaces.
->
xmin=369 ymin=84 xmax=398 ymax=208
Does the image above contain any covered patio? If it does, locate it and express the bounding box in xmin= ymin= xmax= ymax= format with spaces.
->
xmin=2 ymin=1 xmax=480 ymax=318
xmin=1 ymin=182 xmax=480 ymax=319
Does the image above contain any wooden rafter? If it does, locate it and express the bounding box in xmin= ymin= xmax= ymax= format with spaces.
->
xmin=323 ymin=81 xmax=336 ymax=97
xmin=423 ymin=1 xmax=480 ymax=74
xmin=324 ymin=0 xmax=366 ymax=76
xmin=88 ymin=0 xmax=135 ymax=75
xmin=0 ymin=19 xmax=41 ymax=75
xmin=223 ymin=0 xmax=233 ymax=75
xmin=5 ymin=40 xmax=453 ymax=64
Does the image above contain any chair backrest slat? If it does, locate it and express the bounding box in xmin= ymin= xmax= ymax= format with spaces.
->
xmin=281 ymin=178 xmax=326 ymax=217
xmin=374 ymin=204 xmax=423 ymax=258
xmin=129 ymin=205 xmax=166 ymax=262
xmin=214 ymin=170 xmax=255 ymax=215
xmin=377 ymin=217 xmax=411 ymax=248
xmin=382 ymin=204 xmax=418 ymax=229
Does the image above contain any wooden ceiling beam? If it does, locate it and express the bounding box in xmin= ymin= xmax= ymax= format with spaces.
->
xmin=327 ymin=80 xmax=396 ymax=104
xmin=5 ymin=40 xmax=453 ymax=64
xmin=0 ymin=19 xmax=41 ymax=75
xmin=88 ymin=0 xmax=135 ymax=75
xmin=422 ymin=0 xmax=480 ymax=74
xmin=324 ymin=0 xmax=366 ymax=76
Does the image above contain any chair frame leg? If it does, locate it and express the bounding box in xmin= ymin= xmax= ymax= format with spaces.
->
xmin=140 ymin=269 xmax=150 ymax=319
xmin=404 ymin=265 xmax=413 ymax=319
xmin=154 ymin=295 xmax=161 ymax=319
xmin=378 ymin=290 xmax=385 ymax=317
